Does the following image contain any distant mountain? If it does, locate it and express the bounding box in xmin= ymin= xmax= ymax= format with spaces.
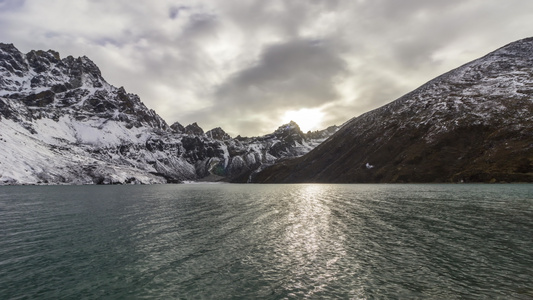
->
xmin=0 ymin=43 xmax=337 ymax=185
xmin=254 ymin=37 xmax=533 ymax=183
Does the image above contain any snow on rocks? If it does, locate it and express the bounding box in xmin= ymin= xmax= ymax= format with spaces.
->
xmin=0 ymin=44 xmax=337 ymax=184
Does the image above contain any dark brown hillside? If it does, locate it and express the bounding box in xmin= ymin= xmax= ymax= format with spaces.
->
xmin=254 ymin=38 xmax=533 ymax=183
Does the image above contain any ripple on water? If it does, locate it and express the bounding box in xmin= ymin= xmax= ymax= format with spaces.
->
xmin=0 ymin=184 xmax=532 ymax=299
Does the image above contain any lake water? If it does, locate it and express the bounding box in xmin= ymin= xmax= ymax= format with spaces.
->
xmin=1 ymin=184 xmax=532 ymax=299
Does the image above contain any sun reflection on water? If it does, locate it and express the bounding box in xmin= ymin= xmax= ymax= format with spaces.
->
xmin=274 ymin=184 xmax=352 ymax=297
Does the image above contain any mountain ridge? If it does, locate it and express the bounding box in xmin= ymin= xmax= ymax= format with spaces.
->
xmin=0 ymin=43 xmax=337 ymax=185
xmin=253 ymin=37 xmax=533 ymax=183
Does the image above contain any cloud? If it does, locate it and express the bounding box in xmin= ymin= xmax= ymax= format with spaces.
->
xmin=181 ymin=38 xmax=348 ymax=135
xmin=2 ymin=0 xmax=533 ymax=135
xmin=219 ymin=39 xmax=346 ymax=109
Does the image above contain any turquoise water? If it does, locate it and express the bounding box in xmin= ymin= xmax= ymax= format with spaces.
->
xmin=1 ymin=184 xmax=532 ymax=299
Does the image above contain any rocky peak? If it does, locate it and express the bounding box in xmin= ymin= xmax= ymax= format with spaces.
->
xmin=305 ymin=125 xmax=339 ymax=139
xmin=0 ymin=43 xmax=17 ymax=50
xmin=26 ymin=50 xmax=61 ymax=73
xmin=0 ymin=43 xmax=21 ymax=59
xmin=184 ymin=122 xmax=204 ymax=135
xmin=78 ymin=56 xmax=102 ymax=78
xmin=0 ymin=43 xmax=28 ymax=76
xmin=206 ymin=127 xmax=231 ymax=140
xmin=272 ymin=120 xmax=305 ymax=142
xmin=0 ymin=44 xmax=168 ymax=130
xmin=170 ymin=121 xmax=185 ymax=133
xmin=275 ymin=120 xmax=300 ymax=133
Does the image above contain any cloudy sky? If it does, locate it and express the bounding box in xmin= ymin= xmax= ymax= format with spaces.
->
xmin=1 ymin=0 xmax=533 ymax=136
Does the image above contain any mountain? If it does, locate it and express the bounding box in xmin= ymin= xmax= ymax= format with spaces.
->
xmin=254 ymin=37 xmax=533 ymax=183
xmin=0 ymin=43 xmax=336 ymax=185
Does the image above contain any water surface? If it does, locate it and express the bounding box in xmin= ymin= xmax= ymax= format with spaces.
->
xmin=1 ymin=184 xmax=532 ymax=299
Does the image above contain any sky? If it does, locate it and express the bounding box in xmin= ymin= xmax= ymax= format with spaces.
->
xmin=1 ymin=0 xmax=533 ymax=136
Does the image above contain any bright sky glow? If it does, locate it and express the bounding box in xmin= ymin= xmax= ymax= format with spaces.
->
xmin=282 ymin=108 xmax=324 ymax=133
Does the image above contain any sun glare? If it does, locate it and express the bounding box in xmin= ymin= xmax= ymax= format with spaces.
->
xmin=282 ymin=108 xmax=324 ymax=132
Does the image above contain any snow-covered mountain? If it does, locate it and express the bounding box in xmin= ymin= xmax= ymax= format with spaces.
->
xmin=254 ymin=37 xmax=533 ymax=183
xmin=0 ymin=43 xmax=337 ymax=185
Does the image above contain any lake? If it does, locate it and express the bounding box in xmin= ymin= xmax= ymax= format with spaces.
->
xmin=1 ymin=184 xmax=532 ymax=299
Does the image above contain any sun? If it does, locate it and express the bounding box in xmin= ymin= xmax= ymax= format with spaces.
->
xmin=282 ymin=108 xmax=324 ymax=132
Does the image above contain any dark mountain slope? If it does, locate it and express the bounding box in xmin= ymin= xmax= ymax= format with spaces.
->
xmin=254 ymin=38 xmax=533 ymax=183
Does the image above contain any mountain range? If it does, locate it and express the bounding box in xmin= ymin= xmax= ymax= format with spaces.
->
xmin=254 ymin=37 xmax=533 ymax=183
xmin=0 ymin=43 xmax=337 ymax=185
xmin=2 ymin=37 xmax=533 ymax=185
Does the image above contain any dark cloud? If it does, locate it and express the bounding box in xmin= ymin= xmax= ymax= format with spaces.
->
xmin=0 ymin=0 xmax=25 ymax=10
xmin=169 ymin=6 xmax=190 ymax=20
xmin=217 ymin=39 xmax=347 ymax=109
xmin=221 ymin=0 xmax=340 ymax=39
xmin=182 ymin=13 xmax=218 ymax=38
